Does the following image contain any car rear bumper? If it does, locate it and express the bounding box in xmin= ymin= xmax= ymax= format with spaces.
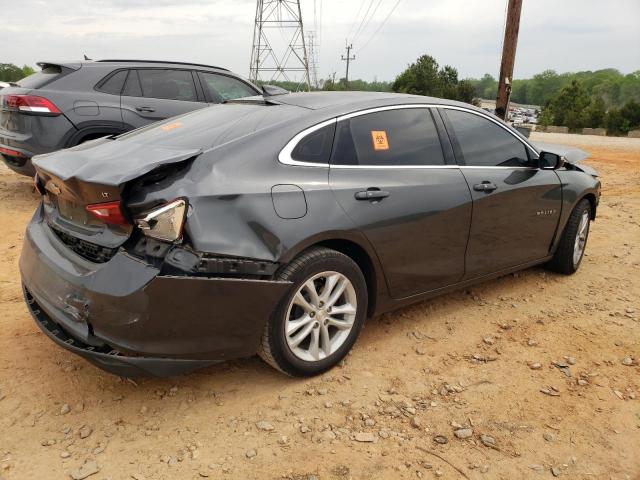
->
xmin=0 ymin=112 xmax=76 ymax=176
xmin=1 ymin=150 xmax=35 ymax=176
xmin=19 ymin=205 xmax=291 ymax=377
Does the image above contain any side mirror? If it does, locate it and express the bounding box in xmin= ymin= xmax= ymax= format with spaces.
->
xmin=539 ymin=151 xmax=565 ymax=170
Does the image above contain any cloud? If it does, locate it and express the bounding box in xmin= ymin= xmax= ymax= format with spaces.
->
xmin=1 ymin=0 xmax=638 ymax=81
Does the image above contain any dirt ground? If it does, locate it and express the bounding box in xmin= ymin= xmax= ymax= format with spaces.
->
xmin=0 ymin=132 xmax=638 ymax=480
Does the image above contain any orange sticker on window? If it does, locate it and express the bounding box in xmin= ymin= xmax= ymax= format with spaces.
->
xmin=161 ymin=122 xmax=182 ymax=132
xmin=371 ymin=130 xmax=389 ymax=151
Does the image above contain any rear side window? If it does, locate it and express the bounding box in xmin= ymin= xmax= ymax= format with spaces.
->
xmin=291 ymin=123 xmax=336 ymax=164
xmin=445 ymin=109 xmax=531 ymax=167
xmin=131 ymin=69 xmax=198 ymax=101
xmin=331 ymin=108 xmax=445 ymax=166
xmin=95 ymin=70 xmax=128 ymax=95
xmin=17 ymin=66 xmax=62 ymax=89
xmin=199 ymin=72 xmax=257 ymax=102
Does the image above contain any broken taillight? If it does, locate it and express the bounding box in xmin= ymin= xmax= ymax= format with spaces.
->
xmin=86 ymin=201 xmax=130 ymax=226
xmin=135 ymin=199 xmax=187 ymax=242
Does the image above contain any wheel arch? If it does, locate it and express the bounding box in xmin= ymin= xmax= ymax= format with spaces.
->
xmin=582 ymin=192 xmax=597 ymax=220
xmin=64 ymin=124 xmax=128 ymax=148
xmin=280 ymin=233 xmax=385 ymax=318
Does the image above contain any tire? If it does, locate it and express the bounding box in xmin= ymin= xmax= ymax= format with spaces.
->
xmin=546 ymin=199 xmax=592 ymax=275
xmin=258 ymin=247 xmax=368 ymax=377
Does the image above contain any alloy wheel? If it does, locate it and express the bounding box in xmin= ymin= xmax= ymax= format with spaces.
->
xmin=573 ymin=210 xmax=590 ymax=266
xmin=284 ymin=271 xmax=358 ymax=362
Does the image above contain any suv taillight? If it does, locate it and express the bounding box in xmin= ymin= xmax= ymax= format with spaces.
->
xmin=4 ymin=95 xmax=61 ymax=115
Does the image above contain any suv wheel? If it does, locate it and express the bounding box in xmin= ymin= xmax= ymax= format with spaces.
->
xmin=258 ymin=247 xmax=367 ymax=376
xmin=546 ymin=199 xmax=592 ymax=274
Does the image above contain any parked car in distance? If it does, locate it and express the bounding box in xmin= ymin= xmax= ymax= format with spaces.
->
xmin=0 ymin=81 xmax=12 ymax=90
xmin=0 ymin=59 xmax=260 ymax=176
xmin=21 ymin=91 xmax=601 ymax=378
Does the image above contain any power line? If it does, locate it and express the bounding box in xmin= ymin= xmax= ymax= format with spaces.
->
xmin=358 ymin=0 xmax=403 ymax=52
xmin=350 ymin=0 xmax=376 ymax=44
xmin=352 ymin=0 xmax=385 ymax=46
xmin=346 ymin=0 xmax=368 ymax=41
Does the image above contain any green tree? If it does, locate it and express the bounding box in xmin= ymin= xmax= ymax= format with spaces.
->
xmin=605 ymin=107 xmax=624 ymax=135
xmin=0 ymin=63 xmax=35 ymax=82
xmin=580 ymin=96 xmax=607 ymax=128
xmin=392 ymin=54 xmax=478 ymax=104
xmin=549 ymin=80 xmax=591 ymax=130
xmin=392 ymin=55 xmax=444 ymax=97
xmin=539 ymin=103 xmax=554 ymax=127
xmin=471 ymin=73 xmax=498 ymax=99
xmin=620 ymin=99 xmax=640 ymax=130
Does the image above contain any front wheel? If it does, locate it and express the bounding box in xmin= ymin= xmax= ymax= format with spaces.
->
xmin=258 ymin=247 xmax=368 ymax=377
xmin=546 ymin=199 xmax=592 ymax=274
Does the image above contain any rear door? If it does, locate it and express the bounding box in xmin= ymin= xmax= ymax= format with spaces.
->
xmin=120 ymin=69 xmax=206 ymax=128
xmin=329 ymin=106 xmax=472 ymax=299
xmin=441 ymin=107 xmax=562 ymax=278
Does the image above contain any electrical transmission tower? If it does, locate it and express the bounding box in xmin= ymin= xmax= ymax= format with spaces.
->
xmin=307 ymin=30 xmax=319 ymax=88
xmin=249 ymin=0 xmax=311 ymax=91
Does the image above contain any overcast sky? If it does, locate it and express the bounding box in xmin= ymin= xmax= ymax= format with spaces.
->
xmin=1 ymin=0 xmax=638 ymax=83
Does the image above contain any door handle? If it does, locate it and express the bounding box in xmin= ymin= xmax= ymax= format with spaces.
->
xmin=473 ymin=182 xmax=498 ymax=192
xmin=354 ymin=189 xmax=390 ymax=201
xmin=135 ymin=106 xmax=155 ymax=113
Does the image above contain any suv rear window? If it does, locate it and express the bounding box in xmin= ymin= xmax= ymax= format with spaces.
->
xmin=17 ymin=66 xmax=62 ymax=89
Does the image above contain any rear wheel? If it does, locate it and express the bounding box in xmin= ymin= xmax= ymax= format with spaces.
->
xmin=546 ymin=199 xmax=591 ymax=274
xmin=258 ymin=247 xmax=367 ymax=377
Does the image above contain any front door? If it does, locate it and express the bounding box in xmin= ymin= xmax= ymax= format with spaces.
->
xmin=329 ymin=107 xmax=473 ymax=299
xmin=441 ymin=108 xmax=562 ymax=278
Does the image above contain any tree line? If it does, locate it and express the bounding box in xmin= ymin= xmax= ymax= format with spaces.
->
xmin=3 ymin=59 xmax=639 ymax=134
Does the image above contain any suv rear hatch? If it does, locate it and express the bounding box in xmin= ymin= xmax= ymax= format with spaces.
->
xmin=0 ymin=62 xmax=80 ymax=168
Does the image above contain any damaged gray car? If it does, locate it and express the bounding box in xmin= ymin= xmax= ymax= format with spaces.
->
xmin=20 ymin=91 xmax=601 ymax=377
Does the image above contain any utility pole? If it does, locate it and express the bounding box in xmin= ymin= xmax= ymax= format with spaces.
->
xmin=495 ymin=0 xmax=523 ymax=121
xmin=249 ymin=0 xmax=311 ymax=91
xmin=341 ymin=42 xmax=355 ymax=89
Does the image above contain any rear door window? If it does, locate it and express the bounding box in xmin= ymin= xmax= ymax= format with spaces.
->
xmin=17 ymin=66 xmax=63 ymax=89
xmin=136 ymin=69 xmax=198 ymax=101
xmin=331 ymin=108 xmax=445 ymax=166
xmin=198 ymin=72 xmax=257 ymax=102
xmin=444 ymin=109 xmax=532 ymax=167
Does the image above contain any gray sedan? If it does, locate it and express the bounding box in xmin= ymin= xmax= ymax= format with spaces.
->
xmin=20 ymin=91 xmax=601 ymax=377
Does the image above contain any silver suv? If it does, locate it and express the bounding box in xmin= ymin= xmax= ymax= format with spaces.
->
xmin=0 ymin=59 xmax=260 ymax=176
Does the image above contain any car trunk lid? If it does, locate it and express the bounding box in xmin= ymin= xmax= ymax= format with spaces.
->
xmin=34 ymin=138 xmax=200 ymax=250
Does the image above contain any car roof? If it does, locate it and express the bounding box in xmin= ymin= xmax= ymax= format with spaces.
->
xmin=271 ymin=90 xmax=473 ymax=113
xmin=36 ymin=60 xmax=231 ymax=72
xmin=94 ymin=59 xmax=230 ymax=71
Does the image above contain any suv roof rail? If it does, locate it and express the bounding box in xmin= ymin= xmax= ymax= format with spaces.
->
xmin=95 ymin=59 xmax=230 ymax=71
